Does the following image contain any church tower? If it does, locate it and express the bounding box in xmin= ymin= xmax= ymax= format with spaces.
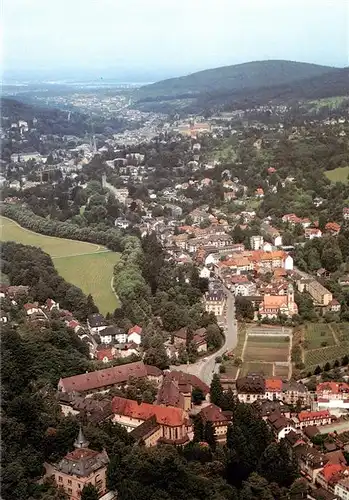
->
xmin=74 ymin=426 xmax=89 ymax=449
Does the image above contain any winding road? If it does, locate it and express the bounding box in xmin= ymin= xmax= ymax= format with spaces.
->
xmin=172 ymin=288 xmax=238 ymax=385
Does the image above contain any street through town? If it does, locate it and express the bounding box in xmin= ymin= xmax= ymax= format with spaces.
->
xmin=171 ymin=288 xmax=238 ymax=385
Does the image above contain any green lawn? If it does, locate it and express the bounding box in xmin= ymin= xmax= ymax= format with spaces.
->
xmin=54 ymin=252 xmax=120 ymax=315
xmin=324 ymin=166 xmax=349 ymax=184
xmin=304 ymin=324 xmax=335 ymax=349
xmin=240 ymin=362 xmax=274 ymax=377
xmin=0 ymin=216 xmax=120 ymax=314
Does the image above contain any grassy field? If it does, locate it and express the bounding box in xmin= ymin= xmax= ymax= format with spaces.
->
xmin=274 ymin=365 xmax=290 ymax=378
xmin=332 ymin=323 xmax=349 ymax=342
xmin=304 ymin=323 xmax=335 ymax=349
xmin=0 ymin=216 xmax=120 ymax=315
xmin=324 ymin=166 xmax=349 ymax=184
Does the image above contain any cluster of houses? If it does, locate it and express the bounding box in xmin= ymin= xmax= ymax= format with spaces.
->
xmin=52 ymin=358 xmax=349 ymax=500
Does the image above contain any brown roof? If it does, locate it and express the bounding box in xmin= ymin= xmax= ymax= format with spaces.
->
xmin=58 ymin=361 xmax=148 ymax=393
xmin=167 ymin=370 xmax=210 ymax=395
xmin=145 ymin=365 xmax=163 ymax=377
xmin=157 ymin=376 xmax=182 ymax=407
xmin=173 ymin=327 xmax=187 ymax=340
xmin=199 ymin=403 xmax=229 ymax=424
xmin=130 ymin=415 xmax=160 ymax=442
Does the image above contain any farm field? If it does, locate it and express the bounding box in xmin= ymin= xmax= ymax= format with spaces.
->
xmin=304 ymin=323 xmax=335 ymax=349
xmin=240 ymin=362 xmax=274 ymax=377
xmin=324 ymin=166 xmax=349 ymax=184
xmin=274 ymin=365 xmax=290 ymax=378
xmin=237 ymin=326 xmax=292 ymax=379
xmin=304 ymin=343 xmax=349 ymax=368
xmin=0 ymin=216 xmax=120 ymax=315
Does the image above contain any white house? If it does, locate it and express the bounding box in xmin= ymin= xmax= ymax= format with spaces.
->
xmin=87 ymin=313 xmax=108 ymax=334
xmin=127 ymin=325 xmax=143 ymax=345
xmin=199 ymin=267 xmax=211 ymax=279
xmin=284 ymin=255 xmax=294 ymax=271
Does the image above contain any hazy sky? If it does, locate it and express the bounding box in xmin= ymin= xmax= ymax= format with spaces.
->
xmin=2 ymin=0 xmax=349 ymax=80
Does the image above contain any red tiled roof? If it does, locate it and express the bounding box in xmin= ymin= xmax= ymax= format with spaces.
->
xmin=265 ymin=378 xmax=283 ymax=392
xmin=128 ymin=325 xmax=142 ymax=335
xmin=298 ymin=410 xmax=331 ymax=422
xmin=58 ymin=361 xmax=148 ymax=392
xmin=96 ymin=349 xmax=114 ymax=361
xmin=319 ymin=463 xmax=345 ymax=482
xmin=112 ymin=396 xmax=186 ymax=427
xmin=317 ymin=382 xmax=349 ymax=394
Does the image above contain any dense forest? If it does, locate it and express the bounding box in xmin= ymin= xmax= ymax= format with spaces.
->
xmin=135 ymin=64 xmax=349 ymax=115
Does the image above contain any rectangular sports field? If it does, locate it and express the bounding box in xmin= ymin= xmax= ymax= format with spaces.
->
xmin=243 ymin=335 xmax=290 ymax=363
xmin=0 ymin=216 xmax=120 ymax=315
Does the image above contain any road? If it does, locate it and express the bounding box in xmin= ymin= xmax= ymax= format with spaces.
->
xmin=171 ymin=288 xmax=238 ymax=385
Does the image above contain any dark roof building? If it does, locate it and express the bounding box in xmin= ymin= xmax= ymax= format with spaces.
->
xmin=58 ymin=361 xmax=149 ymax=393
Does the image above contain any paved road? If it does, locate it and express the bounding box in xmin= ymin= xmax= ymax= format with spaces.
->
xmin=171 ymin=289 xmax=238 ymax=385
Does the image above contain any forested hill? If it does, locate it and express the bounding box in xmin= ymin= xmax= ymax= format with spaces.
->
xmin=138 ymin=60 xmax=334 ymax=98
xmin=1 ymin=97 xmax=91 ymax=136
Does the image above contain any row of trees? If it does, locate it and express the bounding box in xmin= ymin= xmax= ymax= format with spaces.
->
xmin=2 ymin=204 xmax=124 ymax=252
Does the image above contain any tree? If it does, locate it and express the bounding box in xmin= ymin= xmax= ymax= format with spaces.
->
xmin=210 ymin=374 xmax=224 ymax=408
xmin=204 ymin=421 xmax=217 ymax=451
xmin=192 ymin=387 xmax=205 ymax=405
xmin=324 ymin=362 xmax=331 ymax=372
xmin=193 ymin=415 xmax=204 ymax=442
xmin=342 ymin=355 xmax=349 ymax=366
xmin=235 ymin=297 xmax=254 ymax=321
xmin=81 ymin=483 xmax=99 ymax=500
xmin=314 ymin=365 xmax=322 ymax=375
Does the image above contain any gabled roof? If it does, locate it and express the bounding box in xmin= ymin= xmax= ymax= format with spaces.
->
xmin=200 ymin=403 xmax=230 ymax=424
xmin=112 ymin=396 xmax=186 ymax=427
xmin=298 ymin=410 xmax=331 ymax=422
xmin=58 ymin=361 xmax=148 ymax=392
xmin=128 ymin=325 xmax=142 ymax=335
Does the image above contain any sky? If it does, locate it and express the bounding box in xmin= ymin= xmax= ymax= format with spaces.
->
xmin=2 ymin=0 xmax=349 ymax=81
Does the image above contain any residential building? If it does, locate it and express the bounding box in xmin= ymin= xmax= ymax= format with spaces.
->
xmin=335 ymin=477 xmax=349 ymax=500
xmin=316 ymin=463 xmax=348 ymax=493
xmin=99 ymin=325 xmax=127 ymax=344
xmin=112 ymin=396 xmax=191 ymax=445
xmin=49 ymin=428 xmax=109 ymax=500
xmin=325 ymin=222 xmax=341 ymax=236
xmin=58 ymin=361 xmax=161 ymax=394
xmin=267 ymin=411 xmax=298 ymax=441
xmin=316 ymin=382 xmax=349 ymax=410
xmin=294 ymin=410 xmax=332 ymax=429
xmin=250 ymin=235 xmax=264 ymax=250
xmin=305 ymin=228 xmax=323 ymax=239
xmin=343 ymin=208 xmax=349 ymax=221
xmin=127 ymin=325 xmax=143 ymax=345
xmin=87 ymin=314 xmax=108 ymax=334
xmin=303 ymin=280 xmax=333 ymax=306
xmin=293 ymin=444 xmax=328 ymax=482
xmin=204 ymin=289 xmax=226 ymax=316
xmin=198 ymin=404 xmax=230 ymax=442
